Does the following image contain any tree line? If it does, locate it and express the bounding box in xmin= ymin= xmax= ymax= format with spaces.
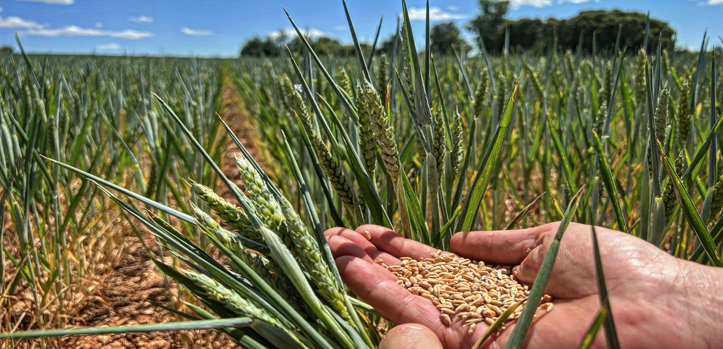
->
xmin=240 ymin=0 xmax=675 ymax=57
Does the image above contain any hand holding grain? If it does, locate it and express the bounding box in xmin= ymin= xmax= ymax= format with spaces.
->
xmin=325 ymin=223 xmax=723 ymax=349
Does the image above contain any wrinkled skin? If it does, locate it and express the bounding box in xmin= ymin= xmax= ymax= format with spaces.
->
xmin=325 ymin=222 xmax=723 ymax=349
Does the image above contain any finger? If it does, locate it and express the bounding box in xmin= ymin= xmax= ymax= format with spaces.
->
xmin=326 ymin=227 xmax=401 ymax=265
xmin=327 ymin=235 xmax=397 ymax=281
xmin=379 ymin=324 xmax=443 ymax=349
xmin=450 ymin=226 xmax=547 ymax=264
xmin=512 ymin=244 xmax=544 ymax=284
xmin=335 ymin=255 xmax=445 ymax=333
xmin=356 ymin=224 xmax=442 ymax=259
xmin=326 ymin=234 xmax=375 ymax=263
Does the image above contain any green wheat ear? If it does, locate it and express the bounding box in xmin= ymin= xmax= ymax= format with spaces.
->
xmin=338 ymin=67 xmax=353 ymax=97
xmin=356 ymin=82 xmax=378 ymax=179
xmin=663 ymin=151 xmax=685 ymax=221
xmin=473 ymin=71 xmax=489 ymax=117
xmin=594 ymin=101 xmax=607 ymax=135
xmin=236 ymin=156 xmax=285 ymax=231
xmin=524 ymin=62 xmax=543 ymax=102
xmin=677 ymin=79 xmax=691 ymax=148
xmin=359 ymin=80 xmax=400 ymax=182
xmin=432 ymin=108 xmax=446 ymax=177
xmin=654 ymin=88 xmax=670 ymax=145
xmin=192 ymin=206 xmax=308 ymax=318
xmin=450 ymin=109 xmax=464 ymax=177
xmin=635 ymin=49 xmax=646 ymax=106
xmin=709 ymin=174 xmax=723 ymax=224
xmin=185 ymin=271 xmax=292 ymax=333
xmin=189 ymin=179 xmax=263 ymax=244
xmin=376 ymin=54 xmax=389 ymax=102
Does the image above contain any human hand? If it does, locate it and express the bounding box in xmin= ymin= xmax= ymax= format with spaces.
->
xmin=325 ymin=222 xmax=723 ymax=349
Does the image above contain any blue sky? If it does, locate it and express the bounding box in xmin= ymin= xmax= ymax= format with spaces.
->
xmin=0 ymin=0 xmax=719 ymax=56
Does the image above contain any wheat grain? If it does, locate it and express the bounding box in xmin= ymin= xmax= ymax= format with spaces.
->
xmin=376 ymin=251 xmax=551 ymax=328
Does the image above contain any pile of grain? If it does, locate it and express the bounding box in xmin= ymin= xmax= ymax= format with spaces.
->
xmin=376 ymin=250 xmax=552 ymax=334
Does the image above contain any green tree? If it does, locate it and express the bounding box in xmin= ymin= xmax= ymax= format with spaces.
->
xmin=240 ymin=36 xmax=281 ymax=57
xmin=466 ymin=0 xmax=510 ymax=52
xmin=0 ymin=45 xmax=13 ymax=54
xmin=287 ymin=36 xmax=346 ymax=56
xmin=479 ymin=10 xmax=675 ymax=54
xmin=430 ymin=22 xmax=470 ymax=55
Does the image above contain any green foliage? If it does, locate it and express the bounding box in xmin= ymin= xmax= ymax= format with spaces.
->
xmin=467 ymin=0 xmax=510 ymax=49
xmin=469 ymin=7 xmax=675 ymax=53
xmin=430 ymin=22 xmax=471 ymax=55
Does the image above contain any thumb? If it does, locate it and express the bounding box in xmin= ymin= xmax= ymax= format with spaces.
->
xmin=379 ymin=324 xmax=443 ymax=349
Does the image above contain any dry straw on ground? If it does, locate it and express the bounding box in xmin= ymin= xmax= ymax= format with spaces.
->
xmin=376 ymin=250 xmax=553 ymax=335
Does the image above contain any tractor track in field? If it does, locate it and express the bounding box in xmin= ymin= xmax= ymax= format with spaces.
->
xmin=62 ymin=74 xmax=257 ymax=349
xmin=3 ymin=74 xmax=258 ymax=349
xmin=218 ymin=75 xmax=266 ymax=202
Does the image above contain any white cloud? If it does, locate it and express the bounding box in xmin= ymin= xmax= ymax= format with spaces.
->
xmin=0 ymin=16 xmax=45 ymax=29
xmin=14 ymin=0 xmax=74 ymax=4
xmin=95 ymin=22 xmax=102 ymax=28
xmin=181 ymin=27 xmax=212 ymax=36
xmin=0 ymin=6 xmax=3 ymax=12
xmin=509 ymin=0 xmax=553 ymax=8
xmin=447 ymin=5 xmax=459 ymax=11
xmin=557 ymin=0 xmax=591 ymax=3
xmin=96 ymin=43 xmax=120 ymax=50
xmin=334 ymin=25 xmax=347 ymax=31
xmin=408 ymin=7 xmax=468 ymax=20
xmin=129 ymin=15 xmax=153 ymax=24
xmin=24 ymin=26 xmax=152 ymax=39
xmin=707 ymin=0 xmax=723 ymax=5
xmin=267 ymin=28 xmax=331 ymax=40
